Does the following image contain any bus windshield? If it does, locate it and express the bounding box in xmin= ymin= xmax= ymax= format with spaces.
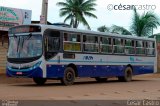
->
xmin=8 ymin=34 xmax=42 ymax=58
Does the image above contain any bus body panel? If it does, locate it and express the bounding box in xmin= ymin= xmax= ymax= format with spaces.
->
xmin=45 ymin=53 xmax=155 ymax=78
xmin=7 ymin=67 xmax=43 ymax=78
xmin=45 ymin=65 xmax=154 ymax=78
xmin=6 ymin=25 xmax=157 ymax=81
xmin=6 ymin=58 xmax=44 ymax=78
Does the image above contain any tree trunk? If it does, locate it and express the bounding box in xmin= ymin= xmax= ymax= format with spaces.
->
xmin=73 ymin=18 xmax=78 ymax=28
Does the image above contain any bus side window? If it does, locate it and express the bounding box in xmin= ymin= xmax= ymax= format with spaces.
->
xmin=125 ymin=39 xmax=129 ymax=54
xmin=146 ymin=42 xmax=155 ymax=55
xmin=136 ymin=40 xmax=145 ymax=55
xmin=100 ymin=37 xmax=112 ymax=53
xmin=83 ymin=35 xmax=98 ymax=52
xmin=44 ymin=30 xmax=61 ymax=60
xmin=113 ymin=38 xmax=115 ymax=45
xmin=112 ymin=38 xmax=115 ymax=53
xmin=63 ymin=33 xmax=81 ymax=52
xmin=153 ymin=42 xmax=155 ymax=55
xmin=131 ymin=40 xmax=134 ymax=47
xmin=136 ymin=41 xmax=139 ymax=54
xmin=64 ymin=33 xmax=68 ymax=41
xmin=114 ymin=38 xmax=124 ymax=54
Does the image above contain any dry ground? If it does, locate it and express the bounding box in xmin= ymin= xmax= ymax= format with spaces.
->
xmin=0 ymin=73 xmax=160 ymax=101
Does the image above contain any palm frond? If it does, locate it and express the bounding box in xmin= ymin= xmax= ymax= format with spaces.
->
xmin=56 ymin=2 xmax=69 ymax=7
xmin=83 ymin=12 xmax=97 ymax=18
xmin=131 ymin=8 xmax=160 ymax=36
xmin=81 ymin=0 xmax=97 ymax=7
xmin=64 ymin=14 xmax=74 ymax=23
xmin=76 ymin=13 xmax=91 ymax=29
xmin=57 ymin=0 xmax=97 ymax=29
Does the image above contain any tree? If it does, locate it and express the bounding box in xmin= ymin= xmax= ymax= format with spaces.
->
xmin=57 ymin=0 xmax=97 ymax=29
xmin=130 ymin=8 xmax=160 ymax=37
xmin=97 ymin=8 xmax=160 ymax=37
xmin=97 ymin=25 xmax=110 ymax=32
xmin=111 ymin=25 xmax=132 ymax=35
xmin=97 ymin=25 xmax=132 ymax=35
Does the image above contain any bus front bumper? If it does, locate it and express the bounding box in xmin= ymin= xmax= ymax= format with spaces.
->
xmin=6 ymin=67 xmax=43 ymax=78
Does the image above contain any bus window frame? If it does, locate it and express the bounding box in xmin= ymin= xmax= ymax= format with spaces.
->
xmin=135 ymin=40 xmax=146 ymax=55
xmin=124 ymin=39 xmax=136 ymax=55
xmin=83 ymin=34 xmax=99 ymax=53
xmin=100 ymin=36 xmax=113 ymax=54
xmin=63 ymin=32 xmax=82 ymax=52
xmin=112 ymin=37 xmax=125 ymax=54
xmin=44 ymin=29 xmax=156 ymax=57
xmin=146 ymin=41 xmax=155 ymax=56
xmin=43 ymin=29 xmax=61 ymax=60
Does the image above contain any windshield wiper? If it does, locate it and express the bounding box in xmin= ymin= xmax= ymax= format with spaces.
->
xmin=21 ymin=33 xmax=32 ymax=48
xmin=17 ymin=37 xmax=20 ymax=54
xmin=12 ymin=34 xmax=19 ymax=53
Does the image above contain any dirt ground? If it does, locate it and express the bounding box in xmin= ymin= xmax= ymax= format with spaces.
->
xmin=0 ymin=73 xmax=160 ymax=84
xmin=0 ymin=73 xmax=160 ymax=101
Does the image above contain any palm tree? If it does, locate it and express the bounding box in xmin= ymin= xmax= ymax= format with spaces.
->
xmin=97 ymin=25 xmax=110 ymax=32
xmin=130 ymin=8 xmax=160 ymax=37
xmin=57 ymin=0 xmax=97 ymax=29
xmin=97 ymin=9 xmax=160 ymax=37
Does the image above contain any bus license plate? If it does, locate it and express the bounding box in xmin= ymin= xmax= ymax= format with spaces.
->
xmin=16 ymin=72 xmax=23 ymax=75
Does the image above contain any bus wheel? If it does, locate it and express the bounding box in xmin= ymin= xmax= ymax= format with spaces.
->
xmin=118 ymin=67 xmax=132 ymax=82
xmin=33 ymin=78 xmax=47 ymax=85
xmin=61 ymin=67 xmax=75 ymax=86
xmin=95 ymin=77 xmax=108 ymax=82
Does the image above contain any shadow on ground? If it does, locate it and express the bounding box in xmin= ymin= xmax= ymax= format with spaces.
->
xmin=9 ymin=78 xmax=151 ymax=87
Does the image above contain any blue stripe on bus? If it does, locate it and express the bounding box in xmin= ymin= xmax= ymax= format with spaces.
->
xmin=6 ymin=64 xmax=154 ymax=78
xmin=46 ymin=65 xmax=154 ymax=78
xmin=48 ymin=60 xmax=154 ymax=65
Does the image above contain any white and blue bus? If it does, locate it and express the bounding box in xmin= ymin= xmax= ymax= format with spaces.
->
xmin=6 ymin=25 xmax=157 ymax=85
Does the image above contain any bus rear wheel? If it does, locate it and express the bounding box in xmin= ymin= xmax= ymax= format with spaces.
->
xmin=95 ymin=77 xmax=108 ymax=82
xmin=61 ymin=67 xmax=75 ymax=86
xmin=118 ymin=67 xmax=132 ymax=82
xmin=33 ymin=78 xmax=47 ymax=85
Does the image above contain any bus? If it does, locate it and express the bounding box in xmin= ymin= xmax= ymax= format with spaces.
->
xmin=6 ymin=24 xmax=157 ymax=85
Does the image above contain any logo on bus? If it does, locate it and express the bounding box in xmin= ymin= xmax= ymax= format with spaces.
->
xmin=130 ymin=56 xmax=142 ymax=62
xmin=83 ymin=56 xmax=93 ymax=60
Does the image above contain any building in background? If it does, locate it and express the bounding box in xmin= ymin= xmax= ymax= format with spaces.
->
xmin=0 ymin=6 xmax=32 ymax=45
xmin=0 ymin=6 xmax=32 ymax=72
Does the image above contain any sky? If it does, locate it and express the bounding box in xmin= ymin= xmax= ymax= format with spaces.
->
xmin=0 ymin=0 xmax=160 ymax=34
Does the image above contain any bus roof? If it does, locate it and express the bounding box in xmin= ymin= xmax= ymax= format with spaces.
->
xmin=16 ymin=24 xmax=156 ymax=41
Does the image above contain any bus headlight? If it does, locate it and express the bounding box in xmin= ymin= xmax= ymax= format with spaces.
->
xmin=30 ymin=61 xmax=42 ymax=70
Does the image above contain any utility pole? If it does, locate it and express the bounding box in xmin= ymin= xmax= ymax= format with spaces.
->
xmin=40 ymin=0 xmax=48 ymax=24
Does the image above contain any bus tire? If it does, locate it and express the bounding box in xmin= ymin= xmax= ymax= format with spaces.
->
xmin=33 ymin=78 xmax=47 ymax=85
xmin=61 ymin=67 xmax=75 ymax=86
xmin=95 ymin=77 xmax=108 ymax=82
xmin=118 ymin=67 xmax=132 ymax=82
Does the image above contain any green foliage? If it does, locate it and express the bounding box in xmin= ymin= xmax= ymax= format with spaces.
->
xmin=130 ymin=8 xmax=160 ymax=37
xmin=97 ymin=25 xmax=132 ymax=35
xmin=97 ymin=8 xmax=160 ymax=37
xmin=111 ymin=25 xmax=132 ymax=35
xmin=57 ymin=0 xmax=97 ymax=29
xmin=150 ymin=33 xmax=160 ymax=42
xmin=97 ymin=25 xmax=110 ymax=32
